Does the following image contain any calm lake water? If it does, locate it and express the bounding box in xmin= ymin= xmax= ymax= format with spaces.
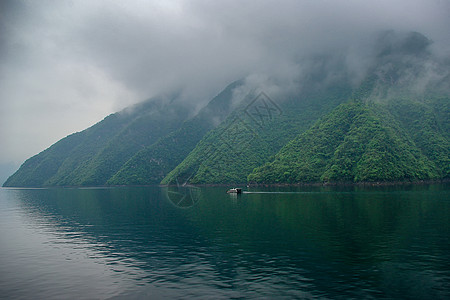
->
xmin=0 ymin=184 xmax=449 ymax=299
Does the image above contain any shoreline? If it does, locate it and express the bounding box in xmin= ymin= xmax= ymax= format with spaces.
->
xmin=244 ymin=179 xmax=450 ymax=188
xmin=2 ymin=179 xmax=449 ymax=189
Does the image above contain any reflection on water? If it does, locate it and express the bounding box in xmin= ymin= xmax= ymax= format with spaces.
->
xmin=0 ymin=185 xmax=449 ymax=299
xmin=163 ymin=185 xmax=202 ymax=208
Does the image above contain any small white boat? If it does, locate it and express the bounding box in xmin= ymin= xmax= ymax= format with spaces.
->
xmin=226 ymin=188 xmax=242 ymax=194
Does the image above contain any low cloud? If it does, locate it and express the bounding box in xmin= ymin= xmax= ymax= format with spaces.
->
xmin=1 ymin=0 xmax=449 ymax=165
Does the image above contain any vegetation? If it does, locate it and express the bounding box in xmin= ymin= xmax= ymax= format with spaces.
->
xmin=162 ymin=83 xmax=352 ymax=184
xmin=107 ymin=81 xmax=243 ymax=185
xmin=248 ymin=99 xmax=446 ymax=184
xmin=4 ymin=32 xmax=449 ymax=187
xmin=3 ymin=97 xmax=189 ymax=187
xmin=3 ymin=82 xmax=242 ymax=187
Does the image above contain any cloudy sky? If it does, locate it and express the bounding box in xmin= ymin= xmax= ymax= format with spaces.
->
xmin=1 ymin=0 xmax=449 ymax=177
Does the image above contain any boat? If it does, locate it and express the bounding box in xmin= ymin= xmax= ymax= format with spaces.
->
xmin=226 ymin=188 xmax=242 ymax=194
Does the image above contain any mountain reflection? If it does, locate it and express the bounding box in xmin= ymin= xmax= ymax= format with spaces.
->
xmin=10 ymin=185 xmax=450 ymax=299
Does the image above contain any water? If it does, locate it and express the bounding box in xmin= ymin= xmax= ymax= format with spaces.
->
xmin=0 ymin=184 xmax=449 ymax=299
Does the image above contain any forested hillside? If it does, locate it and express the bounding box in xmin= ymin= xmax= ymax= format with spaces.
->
xmin=164 ymin=31 xmax=449 ymax=185
xmin=3 ymin=82 xmax=243 ymax=187
xmin=162 ymin=83 xmax=352 ymax=184
xmin=4 ymin=31 xmax=449 ymax=187
xmin=248 ymin=98 xmax=448 ymax=184
xmin=3 ymin=96 xmax=189 ymax=187
xmin=107 ymin=81 xmax=243 ymax=185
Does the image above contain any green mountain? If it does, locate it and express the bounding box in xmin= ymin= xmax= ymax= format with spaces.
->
xmin=162 ymin=83 xmax=352 ymax=184
xmin=248 ymin=98 xmax=448 ymax=184
xmin=163 ymin=31 xmax=449 ymax=185
xmin=3 ymin=82 xmax=243 ymax=187
xmin=4 ymin=31 xmax=449 ymax=187
xmin=106 ymin=80 xmax=243 ymax=185
xmin=3 ymin=96 xmax=189 ymax=187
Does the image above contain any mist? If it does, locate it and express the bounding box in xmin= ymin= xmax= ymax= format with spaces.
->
xmin=1 ymin=0 xmax=449 ymax=168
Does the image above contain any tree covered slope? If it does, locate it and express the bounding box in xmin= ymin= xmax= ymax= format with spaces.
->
xmin=106 ymin=81 xmax=243 ymax=185
xmin=3 ymin=96 xmax=189 ymax=187
xmin=162 ymin=83 xmax=353 ymax=184
xmin=4 ymin=31 xmax=449 ymax=187
xmin=3 ymin=82 xmax=243 ymax=187
xmin=248 ymin=98 xmax=448 ymax=184
xmin=165 ymin=30 xmax=449 ymax=185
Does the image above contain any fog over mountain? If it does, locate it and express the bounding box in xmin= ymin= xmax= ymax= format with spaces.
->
xmin=1 ymin=0 xmax=449 ymax=180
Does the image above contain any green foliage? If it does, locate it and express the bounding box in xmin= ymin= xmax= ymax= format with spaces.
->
xmin=4 ymin=40 xmax=449 ymax=187
xmin=384 ymin=97 xmax=450 ymax=178
xmin=3 ymin=81 xmax=243 ymax=187
xmin=107 ymin=80 xmax=243 ymax=185
xmin=107 ymin=114 xmax=213 ymax=185
xmin=162 ymin=84 xmax=352 ymax=184
xmin=4 ymin=98 xmax=189 ymax=187
xmin=248 ymin=99 xmax=446 ymax=184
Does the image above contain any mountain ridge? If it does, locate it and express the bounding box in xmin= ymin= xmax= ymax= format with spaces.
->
xmin=3 ymin=31 xmax=449 ymax=187
xmin=248 ymin=98 xmax=447 ymax=184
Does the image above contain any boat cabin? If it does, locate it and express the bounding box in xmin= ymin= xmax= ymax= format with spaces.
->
xmin=226 ymin=188 xmax=242 ymax=194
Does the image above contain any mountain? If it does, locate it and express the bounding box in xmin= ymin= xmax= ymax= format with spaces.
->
xmin=4 ymin=31 xmax=449 ymax=187
xmin=162 ymin=83 xmax=352 ymax=184
xmin=163 ymin=31 xmax=449 ymax=185
xmin=3 ymin=95 xmax=189 ymax=187
xmin=3 ymin=82 xmax=243 ymax=187
xmin=106 ymin=80 xmax=243 ymax=185
xmin=248 ymin=98 xmax=448 ymax=184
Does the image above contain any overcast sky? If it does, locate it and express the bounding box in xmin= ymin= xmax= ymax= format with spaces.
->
xmin=1 ymin=0 xmax=449 ymax=170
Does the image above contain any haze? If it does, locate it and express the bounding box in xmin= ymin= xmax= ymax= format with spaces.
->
xmin=1 ymin=0 xmax=449 ymax=183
